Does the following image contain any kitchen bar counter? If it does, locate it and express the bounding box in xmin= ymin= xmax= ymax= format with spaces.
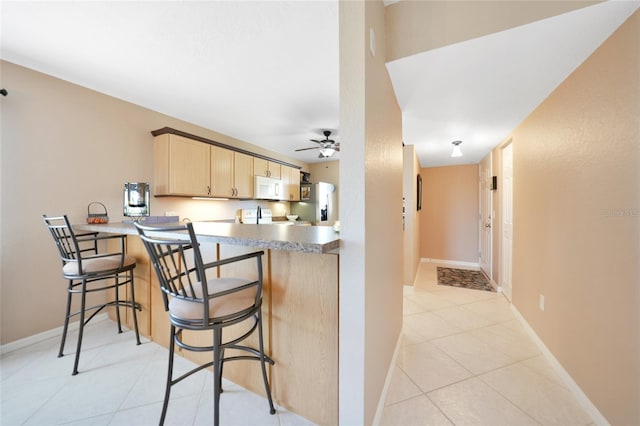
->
xmin=75 ymin=221 xmax=339 ymax=254
xmin=73 ymin=220 xmax=339 ymax=425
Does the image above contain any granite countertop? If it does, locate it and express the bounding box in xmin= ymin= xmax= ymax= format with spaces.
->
xmin=74 ymin=221 xmax=340 ymax=254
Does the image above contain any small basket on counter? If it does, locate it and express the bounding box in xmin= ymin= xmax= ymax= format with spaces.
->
xmin=86 ymin=202 xmax=109 ymax=224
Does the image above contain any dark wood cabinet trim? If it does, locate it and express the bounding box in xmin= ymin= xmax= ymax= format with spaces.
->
xmin=151 ymin=127 xmax=301 ymax=170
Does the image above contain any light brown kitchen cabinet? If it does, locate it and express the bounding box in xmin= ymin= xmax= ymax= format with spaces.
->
xmin=281 ymin=165 xmax=301 ymax=201
xmin=210 ymin=145 xmax=232 ymax=197
xmin=253 ymin=158 xmax=281 ymax=179
xmin=154 ymin=133 xmax=211 ymax=196
xmin=153 ymin=128 xmax=302 ymax=200
xmin=210 ymin=146 xmax=254 ymax=198
xmin=233 ymin=151 xmax=254 ymax=198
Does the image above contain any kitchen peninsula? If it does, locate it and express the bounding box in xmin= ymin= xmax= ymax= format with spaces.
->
xmin=75 ymin=221 xmax=339 ymax=425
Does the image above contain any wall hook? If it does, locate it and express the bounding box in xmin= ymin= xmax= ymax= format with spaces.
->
xmin=0 ymin=89 xmax=7 ymax=96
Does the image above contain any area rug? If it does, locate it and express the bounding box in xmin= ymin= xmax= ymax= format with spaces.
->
xmin=437 ymin=267 xmax=495 ymax=292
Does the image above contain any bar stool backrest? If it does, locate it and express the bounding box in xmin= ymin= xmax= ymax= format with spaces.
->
xmin=42 ymin=215 xmax=97 ymax=275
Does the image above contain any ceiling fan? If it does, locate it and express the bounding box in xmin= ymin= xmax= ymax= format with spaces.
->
xmin=295 ymin=130 xmax=341 ymax=158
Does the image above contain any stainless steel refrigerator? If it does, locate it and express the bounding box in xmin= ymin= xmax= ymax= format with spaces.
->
xmin=291 ymin=182 xmax=337 ymax=225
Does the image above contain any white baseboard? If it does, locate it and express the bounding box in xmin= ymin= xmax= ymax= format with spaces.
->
xmin=510 ymin=305 xmax=609 ymax=426
xmin=372 ymin=326 xmax=403 ymax=426
xmin=421 ymin=258 xmax=480 ymax=269
xmin=0 ymin=313 xmax=109 ymax=355
xmin=489 ymin=278 xmax=500 ymax=292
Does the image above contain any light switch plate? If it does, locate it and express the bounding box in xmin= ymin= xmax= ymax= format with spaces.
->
xmin=369 ymin=27 xmax=376 ymax=57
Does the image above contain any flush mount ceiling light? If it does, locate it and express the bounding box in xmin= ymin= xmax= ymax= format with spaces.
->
xmin=451 ymin=140 xmax=463 ymax=157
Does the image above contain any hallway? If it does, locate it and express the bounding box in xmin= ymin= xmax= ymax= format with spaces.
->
xmin=380 ymin=262 xmax=593 ymax=425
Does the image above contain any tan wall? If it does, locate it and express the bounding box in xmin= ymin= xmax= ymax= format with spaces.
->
xmin=0 ymin=60 xmax=307 ymax=344
xmin=403 ymin=145 xmax=422 ymax=285
xmin=420 ymin=165 xmax=479 ymax=263
xmin=385 ymin=0 xmax=600 ymax=61
xmin=309 ymin=160 xmax=339 ymax=186
xmin=489 ymin=148 xmax=503 ymax=286
xmin=339 ymin=0 xmax=404 ymax=423
xmin=507 ymin=11 xmax=639 ymax=425
xmin=309 ymin=159 xmax=340 ymax=220
xmin=478 ymin=153 xmax=496 ymax=281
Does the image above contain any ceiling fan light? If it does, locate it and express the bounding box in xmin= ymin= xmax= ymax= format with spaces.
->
xmin=451 ymin=140 xmax=463 ymax=157
xmin=320 ymin=147 xmax=336 ymax=157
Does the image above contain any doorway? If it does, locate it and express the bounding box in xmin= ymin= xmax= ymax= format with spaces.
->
xmin=479 ymin=155 xmax=493 ymax=279
xmin=501 ymin=140 xmax=513 ymax=301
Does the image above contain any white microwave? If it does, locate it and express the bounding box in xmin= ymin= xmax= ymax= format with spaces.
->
xmin=254 ymin=176 xmax=282 ymax=200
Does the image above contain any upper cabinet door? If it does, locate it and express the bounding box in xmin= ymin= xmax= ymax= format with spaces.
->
xmin=280 ymin=165 xmax=301 ymax=201
xmin=254 ymin=158 xmax=282 ymax=179
xmin=210 ymin=145 xmax=234 ymax=197
xmin=288 ymin=166 xmax=300 ymax=201
xmin=211 ymin=147 xmax=253 ymax=198
xmin=234 ymin=152 xmax=254 ymax=198
xmin=254 ymin=157 xmax=269 ymax=177
xmin=268 ymin=162 xmax=282 ymax=180
xmin=155 ymin=134 xmax=210 ymax=196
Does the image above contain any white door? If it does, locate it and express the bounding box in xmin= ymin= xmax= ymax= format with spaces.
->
xmin=501 ymin=141 xmax=514 ymax=301
xmin=479 ymin=156 xmax=492 ymax=279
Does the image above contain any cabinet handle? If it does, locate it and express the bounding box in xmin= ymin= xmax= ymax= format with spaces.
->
xmin=207 ymin=185 xmax=211 ymax=195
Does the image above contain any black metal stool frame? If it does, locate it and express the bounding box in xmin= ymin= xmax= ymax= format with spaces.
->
xmin=135 ymin=222 xmax=276 ymax=426
xmin=42 ymin=215 xmax=141 ymax=375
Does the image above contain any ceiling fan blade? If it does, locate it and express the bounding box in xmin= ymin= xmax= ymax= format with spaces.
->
xmin=295 ymin=146 xmax=320 ymax=152
xmin=310 ymin=139 xmax=324 ymax=144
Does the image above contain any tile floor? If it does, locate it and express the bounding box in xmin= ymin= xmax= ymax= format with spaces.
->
xmin=0 ymin=320 xmax=312 ymax=425
xmin=379 ymin=262 xmax=593 ymax=426
xmin=1 ymin=262 xmax=594 ymax=425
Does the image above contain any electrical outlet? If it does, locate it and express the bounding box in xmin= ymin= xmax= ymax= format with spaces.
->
xmin=165 ymin=211 xmax=177 ymax=216
xmin=539 ymin=294 xmax=545 ymax=311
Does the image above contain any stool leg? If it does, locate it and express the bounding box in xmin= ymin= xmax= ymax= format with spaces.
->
xmin=160 ymin=325 xmax=176 ymax=425
xmin=72 ymin=280 xmax=88 ymax=375
xmin=128 ymin=271 xmax=141 ymax=345
xmin=58 ymin=282 xmax=73 ymax=358
xmin=114 ymin=276 xmax=123 ymax=334
xmin=213 ymin=328 xmax=223 ymax=426
xmin=257 ymin=310 xmax=276 ymax=415
xmin=218 ymin=346 xmax=225 ymax=394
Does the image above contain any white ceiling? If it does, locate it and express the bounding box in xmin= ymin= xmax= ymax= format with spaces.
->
xmin=1 ymin=1 xmax=637 ymax=166
xmin=388 ymin=0 xmax=639 ymax=167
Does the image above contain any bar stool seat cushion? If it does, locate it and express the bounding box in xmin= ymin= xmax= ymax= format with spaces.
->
xmin=62 ymin=254 xmax=137 ymax=277
xmin=169 ymin=277 xmax=256 ymax=321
